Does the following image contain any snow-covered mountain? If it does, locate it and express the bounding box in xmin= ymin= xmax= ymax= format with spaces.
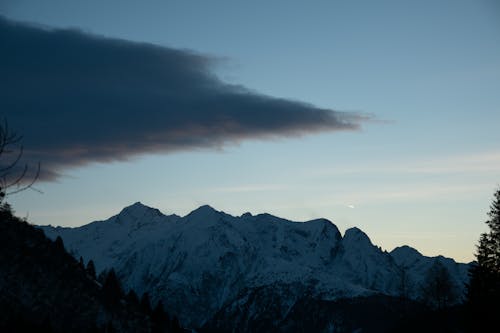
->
xmin=40 ymin=202 xmax=470 ymax=329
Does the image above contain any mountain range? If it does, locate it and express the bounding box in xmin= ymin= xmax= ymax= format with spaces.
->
xmin=40 ymin=202 xmax=470 ymax=331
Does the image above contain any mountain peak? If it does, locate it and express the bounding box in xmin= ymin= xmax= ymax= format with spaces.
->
xmin=343 ymin=227 xmax=373 ymax=247
xmin=391 ymin=245 xmax=422 ymax=256
xmin=120 ymin=201 xmax=149 ymax=212
xmin=187 ymin=204 xmax=219 ymax=219
xmin=390 ymin=245 xmax=423 ymax=265
xmin=194 ymin=204 xmax=217 ymax=213
xmin=117 ymin=202 xmax=162 ymax=220
xmin=129 ymin=201 xmax=147 ymax=208
xmin=344 ymin=226 xmax=368 ymax=239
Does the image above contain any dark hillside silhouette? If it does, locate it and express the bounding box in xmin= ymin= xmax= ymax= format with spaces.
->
xmin=0 ymin=207 xmax=150 ymax=332
xmin=0 ymin=207 xmax=187 ymax=332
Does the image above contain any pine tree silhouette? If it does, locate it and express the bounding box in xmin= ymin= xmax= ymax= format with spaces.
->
xmin=420 ymin=260 xmax=456 ymax=310
xmin=54 ymin=236 xmax=64 ymax=251
xmin=151 ymin=300 xmax=168 ymax=333
xmin=126 ymin=289 xmax=139 ymax=305
xmin=86 ymin=260 xmax=96 ymax=279
xmin=171 ymin=315 xmax=182 ymax=332
xmin=102 ymin=269 xmax=123 ymax=306
xmin=467 ymin=187 xmax=500 ymax=329
xmin=140 ymin=292 xmax=152 ymax=315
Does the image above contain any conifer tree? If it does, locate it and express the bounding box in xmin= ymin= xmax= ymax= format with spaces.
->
xmin=97 ymin=269 xmax=108 ymax=284
xmin=126 ymin=289 xmax=139 ymax=305
xmin=86 ymin=260 xmax=96 ymax=279
xmin=485 ymin=188 xmax=500 ymax=271
xmin=140 ymin=292 xmax=152 ymax=314
xmin=152 ymin=300 xmax=168 ymax=333
xmin=102 ymin=269 xmax=123 ymax=305
xmin=171 ymin=315 xmax=182 ymax=332
xmin=420 ymin=260 xmax=456 ymax=310
xmin=54 ymin=236 xmax=64 ymax=251
xmin=467 ymin=187 xmax=500 ymax=329
xmin=152 ymin=300 xmax=167 ymax=321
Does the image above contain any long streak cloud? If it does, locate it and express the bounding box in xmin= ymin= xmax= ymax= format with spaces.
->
xmin=0 ymin=17 xmax=370 ymax=180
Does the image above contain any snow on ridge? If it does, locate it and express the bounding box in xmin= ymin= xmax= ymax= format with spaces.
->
xmin=39 ymin=202 xmax=471 ymax=327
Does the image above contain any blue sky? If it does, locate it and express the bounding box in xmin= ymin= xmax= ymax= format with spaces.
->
xmin=2 ymin=0 xmax=499 ymax=262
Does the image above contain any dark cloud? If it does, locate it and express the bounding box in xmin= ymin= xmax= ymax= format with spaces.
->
xmin=0 ymin=16 xmax=370 ymax=181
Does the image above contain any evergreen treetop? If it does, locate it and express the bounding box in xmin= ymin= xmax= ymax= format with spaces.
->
xmin=102 ymin=269 xmax=123 ymax=306
xmin=485 ymin=188 xmax=500 ymax=272
xmin=140 ymin=292 xmax=152 ymax=315
xmin=466 ymin=187 xmax=500 ymax=329
xmin=86 ymin=260 xmax=96 ymax=279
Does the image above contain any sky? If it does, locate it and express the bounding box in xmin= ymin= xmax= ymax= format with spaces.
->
xmin=1 ymin=0 xmax=499 ymax=262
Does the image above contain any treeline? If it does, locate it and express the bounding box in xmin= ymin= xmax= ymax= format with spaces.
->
xmin=97 ymin=267 xmax=184 ymax=333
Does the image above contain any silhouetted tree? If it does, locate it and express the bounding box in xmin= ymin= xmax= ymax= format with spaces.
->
xmin=397 ymin=264 xmax=411 ymax=300
xmin=485 ymin=188 xmax=500 ymax=270
xmin=140 ymin=292 xmax=152 ymax=314
xmin=467 ymin=187 xmax=500 ymax=329
xmin=86 ymin=260 xmax=96 ymax=279
xmin=396 ymin=263 xmax=414 ymax=320
xmin=54 ymin=236 xmax=65 ymax=251
xmin=420 ymin=260 xmax=457 ymax=310
xmin=79 ymin=256 xmax=85 ymax=269
xmin=171 ymin=315 xmax=182 ymax=332
xmin=102 ymin=269 xmax=123 ymax=305
xmin=97 ymin=269 xmax=108 ymax=284
xmin=152 ymin=300 xmax=169 ymax=333
xmin=126 ymin=289 xmax=139 ymax=305
xmin=0 ymin=120 xmax=40 ymax=209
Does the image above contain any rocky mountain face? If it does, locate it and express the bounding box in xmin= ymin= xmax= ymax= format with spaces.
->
xmin=40 ymin=202 xmax=470 ymax=331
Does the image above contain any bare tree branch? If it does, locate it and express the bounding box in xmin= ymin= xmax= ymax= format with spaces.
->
xmin=0 ymin=145 xmax=24 ymax=174
xmin=0 ymin=120 xmax=41 ymax=201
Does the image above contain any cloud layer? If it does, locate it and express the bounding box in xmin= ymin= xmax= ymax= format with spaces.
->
xmin=0 ymin=16 xmax=369 ymax=180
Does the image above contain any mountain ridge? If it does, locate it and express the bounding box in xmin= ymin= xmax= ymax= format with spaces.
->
xmin=40 ymin=202 xmax=470 ymax=329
